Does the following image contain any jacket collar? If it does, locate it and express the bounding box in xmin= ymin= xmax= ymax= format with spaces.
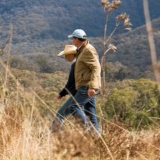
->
xmin=76 ymin=41 xmax=89 ymax=55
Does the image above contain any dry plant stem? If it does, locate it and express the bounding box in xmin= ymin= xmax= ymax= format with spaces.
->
xmin=105 ymin=21 xmax=119 ymax=46
xmin=135 ymin=151 xmax=150 ymax=160
xmin=101 ymin=11 xmax=109 ymax=96
xmin=3 ymin=26 xmax=13 ymax=92
xmin=0 ymin=57 xmax=22 ymax=91
xmin=143 ymin=0 xmax=160 ymax=91
xmin=101 ymin=11 xmax=118 ymax=96
xmin=98 ymin=103 xmax=104 ymax=132
xmin=103 ymin=12 xmax=109 ymax=50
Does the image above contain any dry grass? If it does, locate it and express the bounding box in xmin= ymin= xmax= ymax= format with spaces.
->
xmin=0 ymin=3 xmax=160 ymax=158
xmin=0 ymin=102 xmax=160 ymax=160
xmin=0 ymin=62 xmax=160 ymax=159
xmin=0 ymin=50 xmax=160 ymax=160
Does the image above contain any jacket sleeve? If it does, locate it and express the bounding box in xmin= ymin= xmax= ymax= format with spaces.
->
xmin=83 ymin=47 xmax=101 ymax=89
xmin=59 ymin=87 xmax=68 ymax=97
xmin=59 ymin=63 xmax=76 ymax=97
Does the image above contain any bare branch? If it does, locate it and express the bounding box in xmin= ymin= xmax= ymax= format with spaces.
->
xmin=143 ymin=0 xmax=160 ymax=91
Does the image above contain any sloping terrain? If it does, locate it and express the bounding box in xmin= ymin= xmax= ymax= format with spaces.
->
xmin=0 ymin=0 xmax=160 ymax=48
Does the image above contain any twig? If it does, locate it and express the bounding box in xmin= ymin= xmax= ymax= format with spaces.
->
xmin=143 ymin=0 xmax=160 ymax=91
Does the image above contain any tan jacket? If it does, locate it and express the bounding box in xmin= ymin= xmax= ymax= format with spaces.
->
xmin=75 ymin=42 xmax=101 ymax=90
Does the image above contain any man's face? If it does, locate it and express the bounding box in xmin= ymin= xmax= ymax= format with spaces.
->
xmin=72 ymin=37 xmax=78 ymax=47
xmin=65 ymin=54 xmax=75 ymax=62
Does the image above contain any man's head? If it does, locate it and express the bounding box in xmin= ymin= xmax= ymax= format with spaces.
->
xmin=68 ymin=29 xmax=87 ymax=47
xmin=58 ymin=45 xmax=76 ymax=62
xmin=68 ymin=29 xmax=87 ymax=39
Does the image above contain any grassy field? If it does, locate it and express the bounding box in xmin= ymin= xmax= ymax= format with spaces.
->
xmin=0 ymin=65 xmax=160 ymax=160
xmin=0 ymin=102 xmax=160 ymax=160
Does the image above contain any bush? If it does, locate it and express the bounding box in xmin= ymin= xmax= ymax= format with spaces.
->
xmin=105 ymin=78 xmax=160 ymax=130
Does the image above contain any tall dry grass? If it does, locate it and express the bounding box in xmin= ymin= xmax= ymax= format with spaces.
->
xmin=0 ymin=102 xmax=160 ymax=160
xmin=0 ymin=1 xmax=160 ymax=159
xmin=143 ymin=0 xmax=160 ymax=91
xmin=1 ymin=51 xmax=160 ymax=159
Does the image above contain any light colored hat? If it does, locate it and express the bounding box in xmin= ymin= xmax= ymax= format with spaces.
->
xmin=58 ymin=45 xmax=77 ymax=56
xmin=68 ymin=29 xmax=87 ymax=39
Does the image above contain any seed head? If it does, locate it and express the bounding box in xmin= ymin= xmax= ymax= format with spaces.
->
xmin=124 ymin=18 xmax=132 ymax=27
xmin=116 ymin=13 xmax=127 ymax=20
xmin=108 ymin=44 xmax=117 ymax=52
xmin=101 ymin=0 xmax=110 ymax=9
xmin=108 ymin=0 xmax=122 ymax=11
xmin=116 ymin=13 xmax=132 ymax=27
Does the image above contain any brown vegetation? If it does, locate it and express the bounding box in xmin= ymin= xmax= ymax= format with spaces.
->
xmin=0 ymin=103 xmax=160 ymax=159
xmin=0 ymin=1 xmax=160 ymax=159
xmin=0 ymin=59 xmax=160 ymax=159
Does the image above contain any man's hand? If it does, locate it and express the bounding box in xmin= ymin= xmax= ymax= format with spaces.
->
xmin=87 ymin=88 xmax=96 ymax=97
xmin=56 ymin=94 xmax=62 ymax=100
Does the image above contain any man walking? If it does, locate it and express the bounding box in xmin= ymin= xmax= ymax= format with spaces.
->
xmin=67 ymin=29 xmax=101 ymax=132
xmin=51 ymin=44 xmax=100 ymax=133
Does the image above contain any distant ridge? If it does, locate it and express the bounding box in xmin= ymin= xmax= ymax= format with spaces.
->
xmin=0 ymin=0 xmax=160 ymax=45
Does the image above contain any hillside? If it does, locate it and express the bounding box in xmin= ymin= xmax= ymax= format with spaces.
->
xmin=0 ymin=1 xmax=160 ymax=79
xmin=1 ymin=1 xmax=160 ymax=159
xmin=0 ymin=0 xmax=160 ymax=53
xmin=5 ymin=16 xmax=159 ymax=81
xmin=107 ymin=17 xmax=160 ymax=72
xmin=35 ymin=17 xmax=160 ymax=74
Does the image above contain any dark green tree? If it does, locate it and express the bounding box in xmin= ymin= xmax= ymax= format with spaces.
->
xmin=105 ymin=78 xmax=160 ymax=130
